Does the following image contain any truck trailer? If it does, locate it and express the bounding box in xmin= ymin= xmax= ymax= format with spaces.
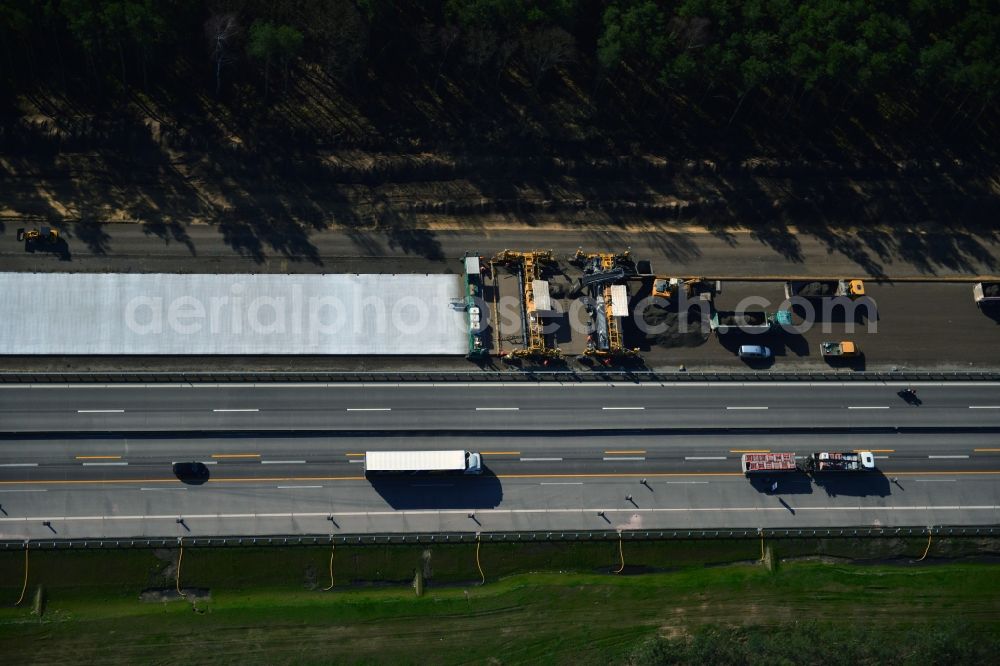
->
xmin=784 ymin=279 xmax=865 ymax=300
xmin=710 ymin=309 xmax=792 ymax=334
xmin=364 ymin=450 xmax=483 ymax=475
xmin=804 ymin=451 xmax=875 ymax=472
xmin=741 ymin=452 xmax=797 ymax=474
xmin=973 ymin=282 xmax=1000 ymax=308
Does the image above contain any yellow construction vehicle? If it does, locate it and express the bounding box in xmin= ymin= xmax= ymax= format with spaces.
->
xmin=651 ymin=276 xmax=708 ymax=300
xmin=17 ymin=227 xmax=60 ymax=246
xmin=575 ymin=250 xmax=640 ymax=360
xmin=492 ymin=249 xmax=562 ymax=361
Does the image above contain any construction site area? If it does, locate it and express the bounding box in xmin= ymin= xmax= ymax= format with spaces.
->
xmin=467 ymin=249 xmax=868 ymax=365
xmin=469 ymin=249 xmax=718 ymax=365
xmin=462 ymin=249 xmax=1000 ymax=371
xmin=1 ymin=247 xmax=999 ymax=371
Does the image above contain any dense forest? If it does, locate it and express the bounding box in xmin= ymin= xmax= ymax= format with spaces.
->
xmin=0 ymin=0 xmax=996 ymax=149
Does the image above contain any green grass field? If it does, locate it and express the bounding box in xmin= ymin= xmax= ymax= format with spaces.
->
xmin=1 ymin=539 xmax=998 ymax=664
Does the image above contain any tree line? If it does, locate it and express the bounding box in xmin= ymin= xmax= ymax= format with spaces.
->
xmin=0 ymin=1 xmax=996 ymax=125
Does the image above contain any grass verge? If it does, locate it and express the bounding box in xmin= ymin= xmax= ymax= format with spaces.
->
xmin=0 ymin=538 xmax=997 ymax=664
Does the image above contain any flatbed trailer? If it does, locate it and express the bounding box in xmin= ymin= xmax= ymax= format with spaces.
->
xmin=741 ymin=452 xmax=797 ymax=474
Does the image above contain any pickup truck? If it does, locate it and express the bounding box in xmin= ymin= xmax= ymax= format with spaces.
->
xmin=821 ymin=341 xmax=861 ymax=357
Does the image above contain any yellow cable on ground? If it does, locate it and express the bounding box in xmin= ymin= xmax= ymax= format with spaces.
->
xmin=14 ymin=547 xmax=28 ymax=606
xmin=613 ymin=533 xmax=625 ymax=574
xmin=475 ymin=535 xmax=485 ymax=585
xmin=760 ymin=532 xmax=765 ymax=561
xmin=175 ymin=542 xmax=186 ymax=597
xmin=916 ymin=532 xmax=933 ymax=562
xmin=322 ymin=543 xmax=336 ymax=591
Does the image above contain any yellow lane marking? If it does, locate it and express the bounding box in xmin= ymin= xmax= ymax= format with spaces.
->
xmin=856 ymin=449 xmax=894 ymax=453
xmin=481 ymin=451 xmax=521 ymax=455
xmin=210 ymin=453 xmax=261 ymax=459
xmin=0 ymin=476 xmax=364 ymax=485
xmin=345 ymin=453 xmax=365 ymax=457
xmin=75 ymin=455 xmax=122 ymax=460
xmin=974 ymin=448 xmax=1000 ymax=452
xmin=731 ymin=449 xmax=770 ymax=453
xmin=604 ymin=450 xmax=647 ymax=455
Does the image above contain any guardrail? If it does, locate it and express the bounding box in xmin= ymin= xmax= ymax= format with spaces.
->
xmin=1 ymin=370 xmax=999 ymax=383
xmin=2 ymin=525 xmax=997 ymax=550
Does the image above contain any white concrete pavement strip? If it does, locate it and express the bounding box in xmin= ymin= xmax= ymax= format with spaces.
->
xmin=0 ymin=475 xmax=996 ymax=539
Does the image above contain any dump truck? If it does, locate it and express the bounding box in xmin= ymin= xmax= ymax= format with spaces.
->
xmin=821 ymin=341 xmax=861 ymax=357
xmin=711 ymin=309 xmax=792 ymax=334
xmin=741 ymin=452 xmax=797 ymax=474
xmin=804 ymin=451 xmax=875 ymax=473
xmin=364 ymin=450 xmax=483 ymax=475
xmin=973 ymin=282 xmax=1000 ymax=308
xmin=784 ymin=279 xmax=864 ymax=300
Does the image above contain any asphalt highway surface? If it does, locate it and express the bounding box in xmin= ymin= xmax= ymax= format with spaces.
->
xmin=4 ymin=225 xmax=999 ymax=279
xmin=0 ymin=382 xmax=998 ymax=540
xmin=3 ymin=382 xmax=1000 ymax=432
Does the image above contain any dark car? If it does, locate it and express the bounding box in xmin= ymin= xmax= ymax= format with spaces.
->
xmin=172 ymin=461 xmax=210 ymax=485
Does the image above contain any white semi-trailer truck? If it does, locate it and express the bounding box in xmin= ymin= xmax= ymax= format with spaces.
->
xmin=364 ymin=450 xmax=483 ymax=475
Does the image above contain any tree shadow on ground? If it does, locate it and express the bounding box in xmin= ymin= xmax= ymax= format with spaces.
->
xmin=142 ymin=219 xmax=195 ymax=255
xmin=72 ymin=220 xmax=111 ymax=255
xmin=385 ymin=227 xmax=444 ymax=261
